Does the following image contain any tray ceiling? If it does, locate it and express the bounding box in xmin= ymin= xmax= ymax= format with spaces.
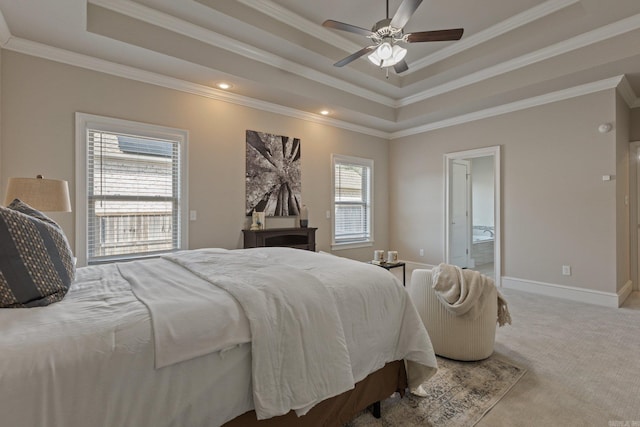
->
xmin=1 ymin=0 xmax=639 ymax=137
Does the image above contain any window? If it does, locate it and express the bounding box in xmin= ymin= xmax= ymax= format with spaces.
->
xmin=332 ymin=154 xmax=373 ymax=249
xmin=76 ymin=113 xmax=188 ymax=265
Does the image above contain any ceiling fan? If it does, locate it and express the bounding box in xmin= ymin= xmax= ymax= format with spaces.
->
xmin=322 ymin=0 xmax=463 ymax=74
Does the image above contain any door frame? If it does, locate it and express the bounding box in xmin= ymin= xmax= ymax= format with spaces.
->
xmin=630 ymin=141 xmax=640 ymax=291
xmin=444 ymin=145 xmax=501 ymax=285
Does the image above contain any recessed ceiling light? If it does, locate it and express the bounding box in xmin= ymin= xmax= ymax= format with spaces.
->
xmin=217 ymin=82 xmax=233 ymax=90
xmin=320 ymin=110 xmax=330 ymax=116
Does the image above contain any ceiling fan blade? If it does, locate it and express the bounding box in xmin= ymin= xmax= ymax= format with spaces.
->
xmin=393 ymin=60 xmax=409 ymax=74
xmin=334 ymin=46 xmax=377 ymax=67
xmin=322 ymin=20 xmax=374 ymax=37
xmin=390 ymin=0 xmax=423 ymax=29
xmin=406 ymin=28 xmax=464 ymax=42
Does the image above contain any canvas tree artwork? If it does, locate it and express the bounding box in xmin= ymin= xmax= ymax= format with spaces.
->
xmin=246 ymin=130 xmax=301 ymax=216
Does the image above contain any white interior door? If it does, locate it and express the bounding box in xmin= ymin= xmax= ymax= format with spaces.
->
xmin=636 ymin=143 xmax=640 ymax=291
xmin=450 ymin=159 xmax=470 ymax=268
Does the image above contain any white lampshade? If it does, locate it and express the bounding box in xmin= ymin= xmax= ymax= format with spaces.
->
xmin=391 ymin=45 xmax=407 ymax=63
xmin=4 ymin=175 xmax=72 ymax=212
xmin=368 ymin=44 xmax=407 ymax=68
xmin=377 ymin=42 xmax=393 ymax=60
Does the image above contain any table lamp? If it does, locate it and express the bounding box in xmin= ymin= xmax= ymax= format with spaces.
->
xmin=4 ymin=175 xmax=71 ymax=212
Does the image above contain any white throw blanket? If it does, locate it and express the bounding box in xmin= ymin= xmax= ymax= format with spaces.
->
xmin=118 ymin=257 xmax=251 ymax=368
xmin=163 ymin=249 xmax=355 ymax=420
xmin=431 ymin=263 xmax=511 ymax=326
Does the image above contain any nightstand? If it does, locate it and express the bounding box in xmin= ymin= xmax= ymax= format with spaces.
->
xmin=368 ymin=261 xmax=406 ymax=287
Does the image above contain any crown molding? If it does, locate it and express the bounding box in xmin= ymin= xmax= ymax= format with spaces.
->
xmin=88 ymin=0 xmax=396 ymax=107
xmin=409 ymin=0 xmax=580 ymax=72
xmin=2 ymin=36 xmax=390 ymax=139
xmin=617 ymin=75 xmax=640 ymax=108
xmin=3 ymin=35 xmax=632 ymax=141
xmin=1 ymin=15 xmax=635 ymax=141
xmin=398 ymin=13 xmax=640 ymax=107
xmin=84 ymin=0 xmax=640 ymax=111
xmin=391 ymin=76 xmax=625 ymax=139
xmin=236 ymin=0 xmax=363 ymax=55
xmin=0 ymin=9 xmax=11 ymax=45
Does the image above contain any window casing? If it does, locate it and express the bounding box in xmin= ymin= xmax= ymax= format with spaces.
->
xmin=332 ymin=154 xmax=373 ymax=249
xmin=76 ymin=113 xmax=188 ymax=266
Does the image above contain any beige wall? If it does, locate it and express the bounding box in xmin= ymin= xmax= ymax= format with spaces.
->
xmin=390 ymin=90 xmax=622 ymax=294
xmin=632 ymin=108 xmax=640 ymax=141
xmin=0 ymin=50 xmax=389 ymax=262
xmin=0 ymin=49 xmax=3 ymax=185
xmin=1 ymin=49 xmax=634 ymax=295
xmin=0 ymin=49 xmax=2 ymax=183
xmin=615 ymin=93 xmax=631 ymax=292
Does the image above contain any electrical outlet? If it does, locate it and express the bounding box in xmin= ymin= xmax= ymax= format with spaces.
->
xmin=562 ymin=265 xmax=571 ymax=276
xmin=419 ymin=249 xmax=424 ymax=257
xmin=326 ymin=210 xmax=331 ymax=219
xmin=189 ymin=210 xmax=197 ymax=221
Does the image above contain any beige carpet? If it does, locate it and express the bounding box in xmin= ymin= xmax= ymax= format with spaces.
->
xmin=347 ymin=356 xmax=526 ymax=426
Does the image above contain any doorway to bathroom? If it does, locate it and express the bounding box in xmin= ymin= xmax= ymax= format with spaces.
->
xmin=632 ymin=141 xmax=640 ymax=291
xmin=444 ymin=146 xmax=501 ymax=283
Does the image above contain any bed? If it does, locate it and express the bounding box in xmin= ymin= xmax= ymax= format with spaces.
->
xmin=0 ymin=246 xmax=437 ymax=427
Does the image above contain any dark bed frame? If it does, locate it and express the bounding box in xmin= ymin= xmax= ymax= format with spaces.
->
xmin=223 ymin=360 xmax=407 ymax=427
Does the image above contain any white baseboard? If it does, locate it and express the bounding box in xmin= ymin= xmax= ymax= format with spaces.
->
xmin=502 ymin=276 xmax=633 ymax=308
xmin=618 ymin=280 xmax=633 ymax=306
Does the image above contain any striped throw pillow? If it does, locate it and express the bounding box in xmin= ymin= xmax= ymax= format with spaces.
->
xmin=7 ymin=198 xmax=61 ymax=228
xmin=0 ymin=202 xmax=75 ymax=308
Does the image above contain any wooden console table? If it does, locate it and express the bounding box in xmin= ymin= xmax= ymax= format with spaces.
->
xmin=243 ymin=227 xmax=317 ymax=251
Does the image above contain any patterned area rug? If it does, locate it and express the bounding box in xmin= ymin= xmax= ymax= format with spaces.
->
xmin=347 ymin=356 xmax=526 ymax=427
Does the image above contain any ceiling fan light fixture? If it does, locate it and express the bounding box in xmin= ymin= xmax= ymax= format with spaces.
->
xmin=368 ymin=44 xmax=406 ymax=68
xmin=368 ymin=50 xmax=382 ymax=66
xmin=377 ymin=42 xmax=393 ymax=60
xmin=391 ymin=44 xmax=407 ymax=62
xmin=324 ymin=0 xmax=463 ymax=73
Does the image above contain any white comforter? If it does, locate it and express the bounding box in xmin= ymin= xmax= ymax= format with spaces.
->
xmin=0 ymin=247 xmax=437 ymax=427
xmin=163 ymin=249 xmax=355 ymax=419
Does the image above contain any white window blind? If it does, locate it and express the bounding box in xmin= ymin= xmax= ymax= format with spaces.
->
xmin=86 ymin=129 xmax=182 ymax=263
xmin=333 ymin=155 xmax=373 ymax=246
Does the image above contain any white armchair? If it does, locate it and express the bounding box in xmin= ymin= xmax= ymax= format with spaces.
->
xmin=408 ymin=269 xmax=497 ymax=361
